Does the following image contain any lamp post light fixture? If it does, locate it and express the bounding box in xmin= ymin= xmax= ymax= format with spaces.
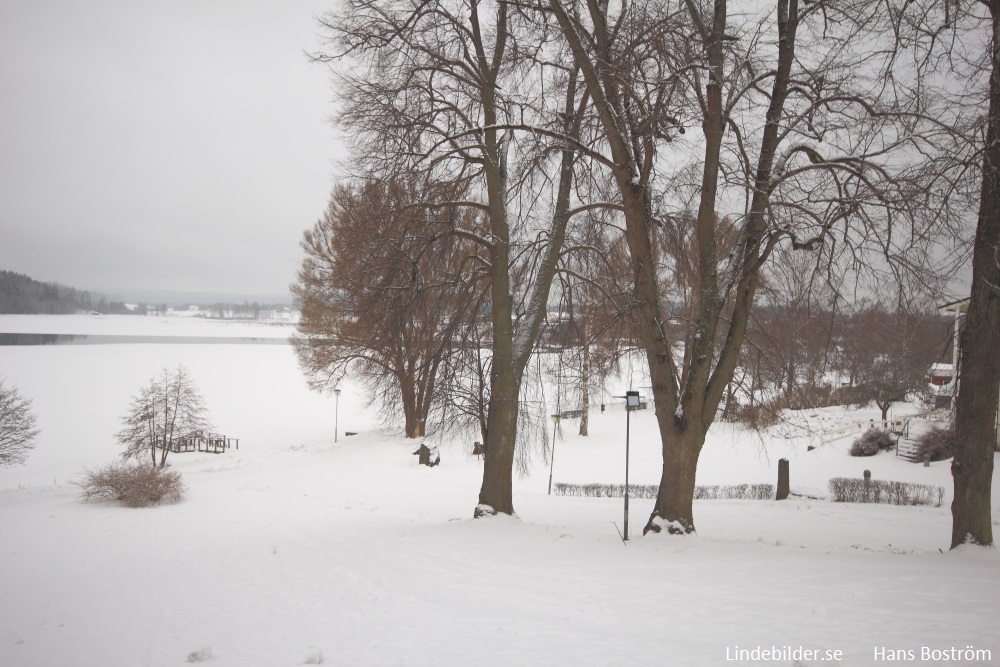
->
xmin=334 ymin=387 xmax=342 ymax=443
xmin=547 ymin=413 xmax=561 ymax=495
xmin=622 ymin=390 xmax=640 ymax=542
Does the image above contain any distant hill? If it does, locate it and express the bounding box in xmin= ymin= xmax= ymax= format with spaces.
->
xmin=0 ymin=271 xmax=131 ymax=315
xmin=103 ymin=287 xmax=293 ymax=308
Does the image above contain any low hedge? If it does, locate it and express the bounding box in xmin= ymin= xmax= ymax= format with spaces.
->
xmin=828 ymin=476 xmax=944 ymax=507
xmin=552 ymin=482 xmax=774 ymax=500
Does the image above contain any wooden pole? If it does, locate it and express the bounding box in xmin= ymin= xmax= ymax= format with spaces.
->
xmin=776 ymin=458 xmax=789 ymax=500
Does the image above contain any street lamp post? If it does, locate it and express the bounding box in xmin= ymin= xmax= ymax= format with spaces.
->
xmin=547 ymin=413 xmax=561 ymax=495
xmin=334 ymin=388 xmax=342 ymax=443
xmin=623 ymin=390 xmax=640 ymax=542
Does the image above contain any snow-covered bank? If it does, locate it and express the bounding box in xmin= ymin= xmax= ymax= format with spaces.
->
xmin=0 ymin=343 xmax=344 ymax=490
xmin=1 ymin=434 xmax=997 ymax=666
xmin=0 ymin=313 xmax=293 ymax=339
xmin=0 ymin=316 xmax=997 ymax=665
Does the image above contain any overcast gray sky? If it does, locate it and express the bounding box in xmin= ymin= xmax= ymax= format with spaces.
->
xmin=0 ymin=0 xmax=342 ymax=298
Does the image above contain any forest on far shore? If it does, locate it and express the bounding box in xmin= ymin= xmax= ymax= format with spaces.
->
xmin=0 ymin=270 xmax=131 ymax=315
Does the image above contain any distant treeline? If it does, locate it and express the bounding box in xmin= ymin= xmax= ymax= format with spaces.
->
xmin=188 ymin=302 xmax=293 ymax=320
xmin=0 ymin=271 xmax=293 ymax=318
xmin=0 ymin=271 xmax=131 ymax=315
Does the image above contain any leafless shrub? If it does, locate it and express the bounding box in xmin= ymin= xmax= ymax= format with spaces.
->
xmin=77 ymin=461 xmax=185 ymax=508
xmin=302 ymin=648 xmax=324 ymax=664
xmin=553 ymin=483 xmax=773 ymax=500
xmin=693 ymin=484 xmax=774 ymax=500
xmin=186 ymin=646 xmax=213 ymax=663
xmin=828 ymin=477 xmax=944 ymax=507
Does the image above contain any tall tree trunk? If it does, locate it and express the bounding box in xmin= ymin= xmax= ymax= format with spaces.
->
xmin=579 ymin=319 xmax=591 ymax=436
xmin=951 ymin=2 xmax=1000 ymax=548
xmin=548 ymin=0 xmax=798 ymax=535
xmin=399 ymin=375 xmax=425 ymax=438
xmin=474 ymin=68 xmax=579 ymax=516
xmin=878 ymin=401 xmax=890 ymax=425
xmin=404 ymin=415 xmax=425 ymax=438
xmin=477 ymin=358 xmax=521 ymax=515
xmin=644 ymin=0 xmax=797 ymax=534
xmin=476 ymin=198 xmax=520 ymax=514
xmin=647 ymin=427 xmax=704 ymax=534
xmin=642 ymin=0 xmax=730 ymax=535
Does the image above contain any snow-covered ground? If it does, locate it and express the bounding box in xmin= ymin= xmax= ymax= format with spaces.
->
xmin=0 ymin=313 xmax=293 ymax=339
xmin=1 ymin=315 xmax=997 ymax=666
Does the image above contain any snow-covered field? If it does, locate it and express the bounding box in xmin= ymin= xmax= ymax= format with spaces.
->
xmin=1 ymin=315 xmax=998 ymax=666
xmin=0 ymin=313 xmax=293 ymax=339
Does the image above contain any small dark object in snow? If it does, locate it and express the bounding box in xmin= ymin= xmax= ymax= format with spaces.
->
xmin=776 ymin=458 xmax=789 ymax=500
xmin=413 ymin=443 xmax=440 ymax=467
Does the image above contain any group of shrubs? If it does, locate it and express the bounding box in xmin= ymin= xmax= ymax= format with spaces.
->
xmin=74 ymin=426 xmax=955 ymax=510
xmin=553 ymin=482 xmax=774 ymax=500
xmin=828 ymin=476 xmax=945 ymax=507
xmin=849 ymin=424 xmax=955 ymax=461
xmin=720 ymin=384 xmax=888 ymax=430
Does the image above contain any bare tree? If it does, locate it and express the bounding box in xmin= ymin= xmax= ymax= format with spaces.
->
xmin=548 ymin=0 xmax=968 ymax=534
xmin=437 ymin=305 xmax=494 ymax=445
xmin=0 ymin=379 xmax=39 ymax=468
xmin=117 ymin=366 xmax=208 ymax=468
xmin=549 ymin=217 xmax=635 ymax=435
xmin=838 ymin=302 xmax=947 ymax=421
xmin=292 ymin=176 xmax=482 ymax=438
xmin=754 ymin=249 xmax=838 ymax=407
xmin=951 ymin=0 xmax=1000 ymax=549
xmin=316 ymin=0 xmax=587 ymax=516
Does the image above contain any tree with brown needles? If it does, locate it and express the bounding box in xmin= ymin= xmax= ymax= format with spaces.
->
xmin=292 ymin=176 xmax=483 ymax=438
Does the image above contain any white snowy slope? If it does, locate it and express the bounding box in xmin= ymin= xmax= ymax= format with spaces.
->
xmin=0 ymin=313 xmax=293 ymax=338
xmin=0 ymin=315 xmax=997 ymax=666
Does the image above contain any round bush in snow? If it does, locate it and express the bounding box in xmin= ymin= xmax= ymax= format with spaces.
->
xmin=849 ymin=429 xmax=895 ymax=457
xmin=913 ymin=426 xmax=956 ymax=462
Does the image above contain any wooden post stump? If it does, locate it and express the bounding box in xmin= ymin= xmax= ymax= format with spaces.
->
xmin=413 ymin=443 xmax=440 ymax=467
xmin=776 ymin=458 xmax=789 ymax=500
